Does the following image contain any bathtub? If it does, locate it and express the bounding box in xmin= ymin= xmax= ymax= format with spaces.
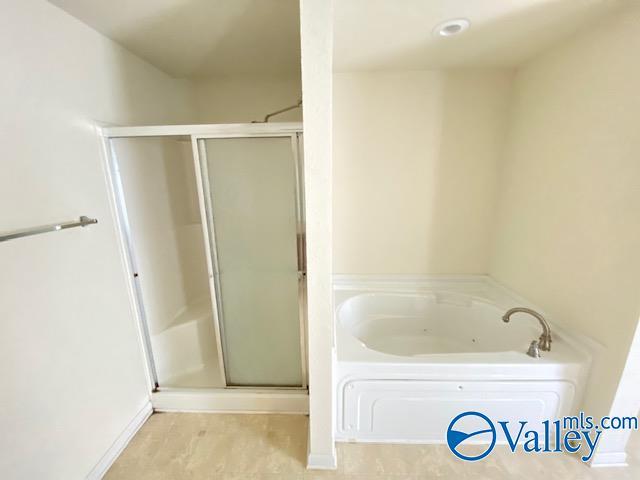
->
xmin=333 ymin=276 xmax=592 ymax=443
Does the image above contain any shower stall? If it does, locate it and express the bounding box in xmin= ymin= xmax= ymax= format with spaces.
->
xmin=101 ymin=123 xmax=307 ymax=411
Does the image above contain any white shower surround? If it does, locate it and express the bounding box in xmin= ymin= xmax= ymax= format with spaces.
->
xmin=333 ymin=275 xmax=593 ymax=444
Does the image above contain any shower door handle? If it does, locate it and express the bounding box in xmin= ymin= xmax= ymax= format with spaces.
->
xmin=296 ymin=232 xmax=306 ymax=277
xmin=296 ymin=233 xmax=307 ymax=274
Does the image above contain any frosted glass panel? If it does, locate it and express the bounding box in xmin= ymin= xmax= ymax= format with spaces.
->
xmin=202 ymin=137 xmax=302 ymax=386
xmin=112 ymin=137 xmax=223 ymax=389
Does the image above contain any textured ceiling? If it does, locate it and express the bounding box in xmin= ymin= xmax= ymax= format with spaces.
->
xmin=333 ymin=0 xmax=625 ymax=71
xmin=49 ymin=0 xmax=300 ymax=78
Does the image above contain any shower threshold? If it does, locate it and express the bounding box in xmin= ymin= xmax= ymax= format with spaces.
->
xmin=151 ymin=388 xmax=309 ymax=414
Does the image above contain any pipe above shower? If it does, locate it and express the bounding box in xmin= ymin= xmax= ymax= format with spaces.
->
xmin=253 ymin=99 xmax=302 ymax=123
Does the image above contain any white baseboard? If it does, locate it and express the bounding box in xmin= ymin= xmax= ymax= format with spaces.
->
xmin=590 ymin=451 xmax=628 ymax=468
xmin=307 ymin=448 xmax=338 ymax=470
xmin=152 ymin=388 xmax=309 ymax=413
xmin=86 ymin=401 xmax=153 ymax=479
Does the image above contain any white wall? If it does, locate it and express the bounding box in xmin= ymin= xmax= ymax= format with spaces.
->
xmin=332 ymin=69 xmax=512 ymax=274
xmin=0 ymin=1 xmax=194 ymax=478
xmin=301 ymin=0 xmax=336 ymax=469
xmin=489 ymin=5 xmax=640 ymax=462
xmin=592 ymin=321 xmax=640 ymax=466
xmin=192 ymin=74 xmax=302 ymax=124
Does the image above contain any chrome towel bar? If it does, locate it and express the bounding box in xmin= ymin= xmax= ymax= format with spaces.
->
xmin=0 ymin=216 xmax=98 ymax=243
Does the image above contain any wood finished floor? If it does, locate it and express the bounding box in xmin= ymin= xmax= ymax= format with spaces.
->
xmin=105 ymin=413 xmax=639 ymax=480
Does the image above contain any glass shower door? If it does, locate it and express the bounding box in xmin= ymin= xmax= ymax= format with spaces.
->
xmin=197 ymin=136 xmax=304 ymax=387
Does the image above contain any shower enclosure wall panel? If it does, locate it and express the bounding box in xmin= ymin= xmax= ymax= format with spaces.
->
xmin=110 ymin=137 xmax=224 ymax=389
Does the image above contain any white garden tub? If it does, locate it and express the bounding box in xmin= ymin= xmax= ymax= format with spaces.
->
xmin=334 ymin=276 xmax=592 ymax=443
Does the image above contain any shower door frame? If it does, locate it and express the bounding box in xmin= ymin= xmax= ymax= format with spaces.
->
xmin=192 ymin=131 xmax=307 ymax=389
xmin=101 ymin=122 xmax=307 ymax=397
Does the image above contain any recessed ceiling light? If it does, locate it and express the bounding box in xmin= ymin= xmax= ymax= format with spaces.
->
xmin=433 ymin=19 xmax=470 ymax=37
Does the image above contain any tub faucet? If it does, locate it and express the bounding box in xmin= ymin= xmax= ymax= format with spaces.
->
xmin=502 ymin=307 xmax=552 ymax=352
xmin=527 ymin=340 xmax=541 ymax=358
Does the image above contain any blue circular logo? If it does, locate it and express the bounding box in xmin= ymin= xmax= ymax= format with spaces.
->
xmin=446 ymin=411 xmax=497 ymax=461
